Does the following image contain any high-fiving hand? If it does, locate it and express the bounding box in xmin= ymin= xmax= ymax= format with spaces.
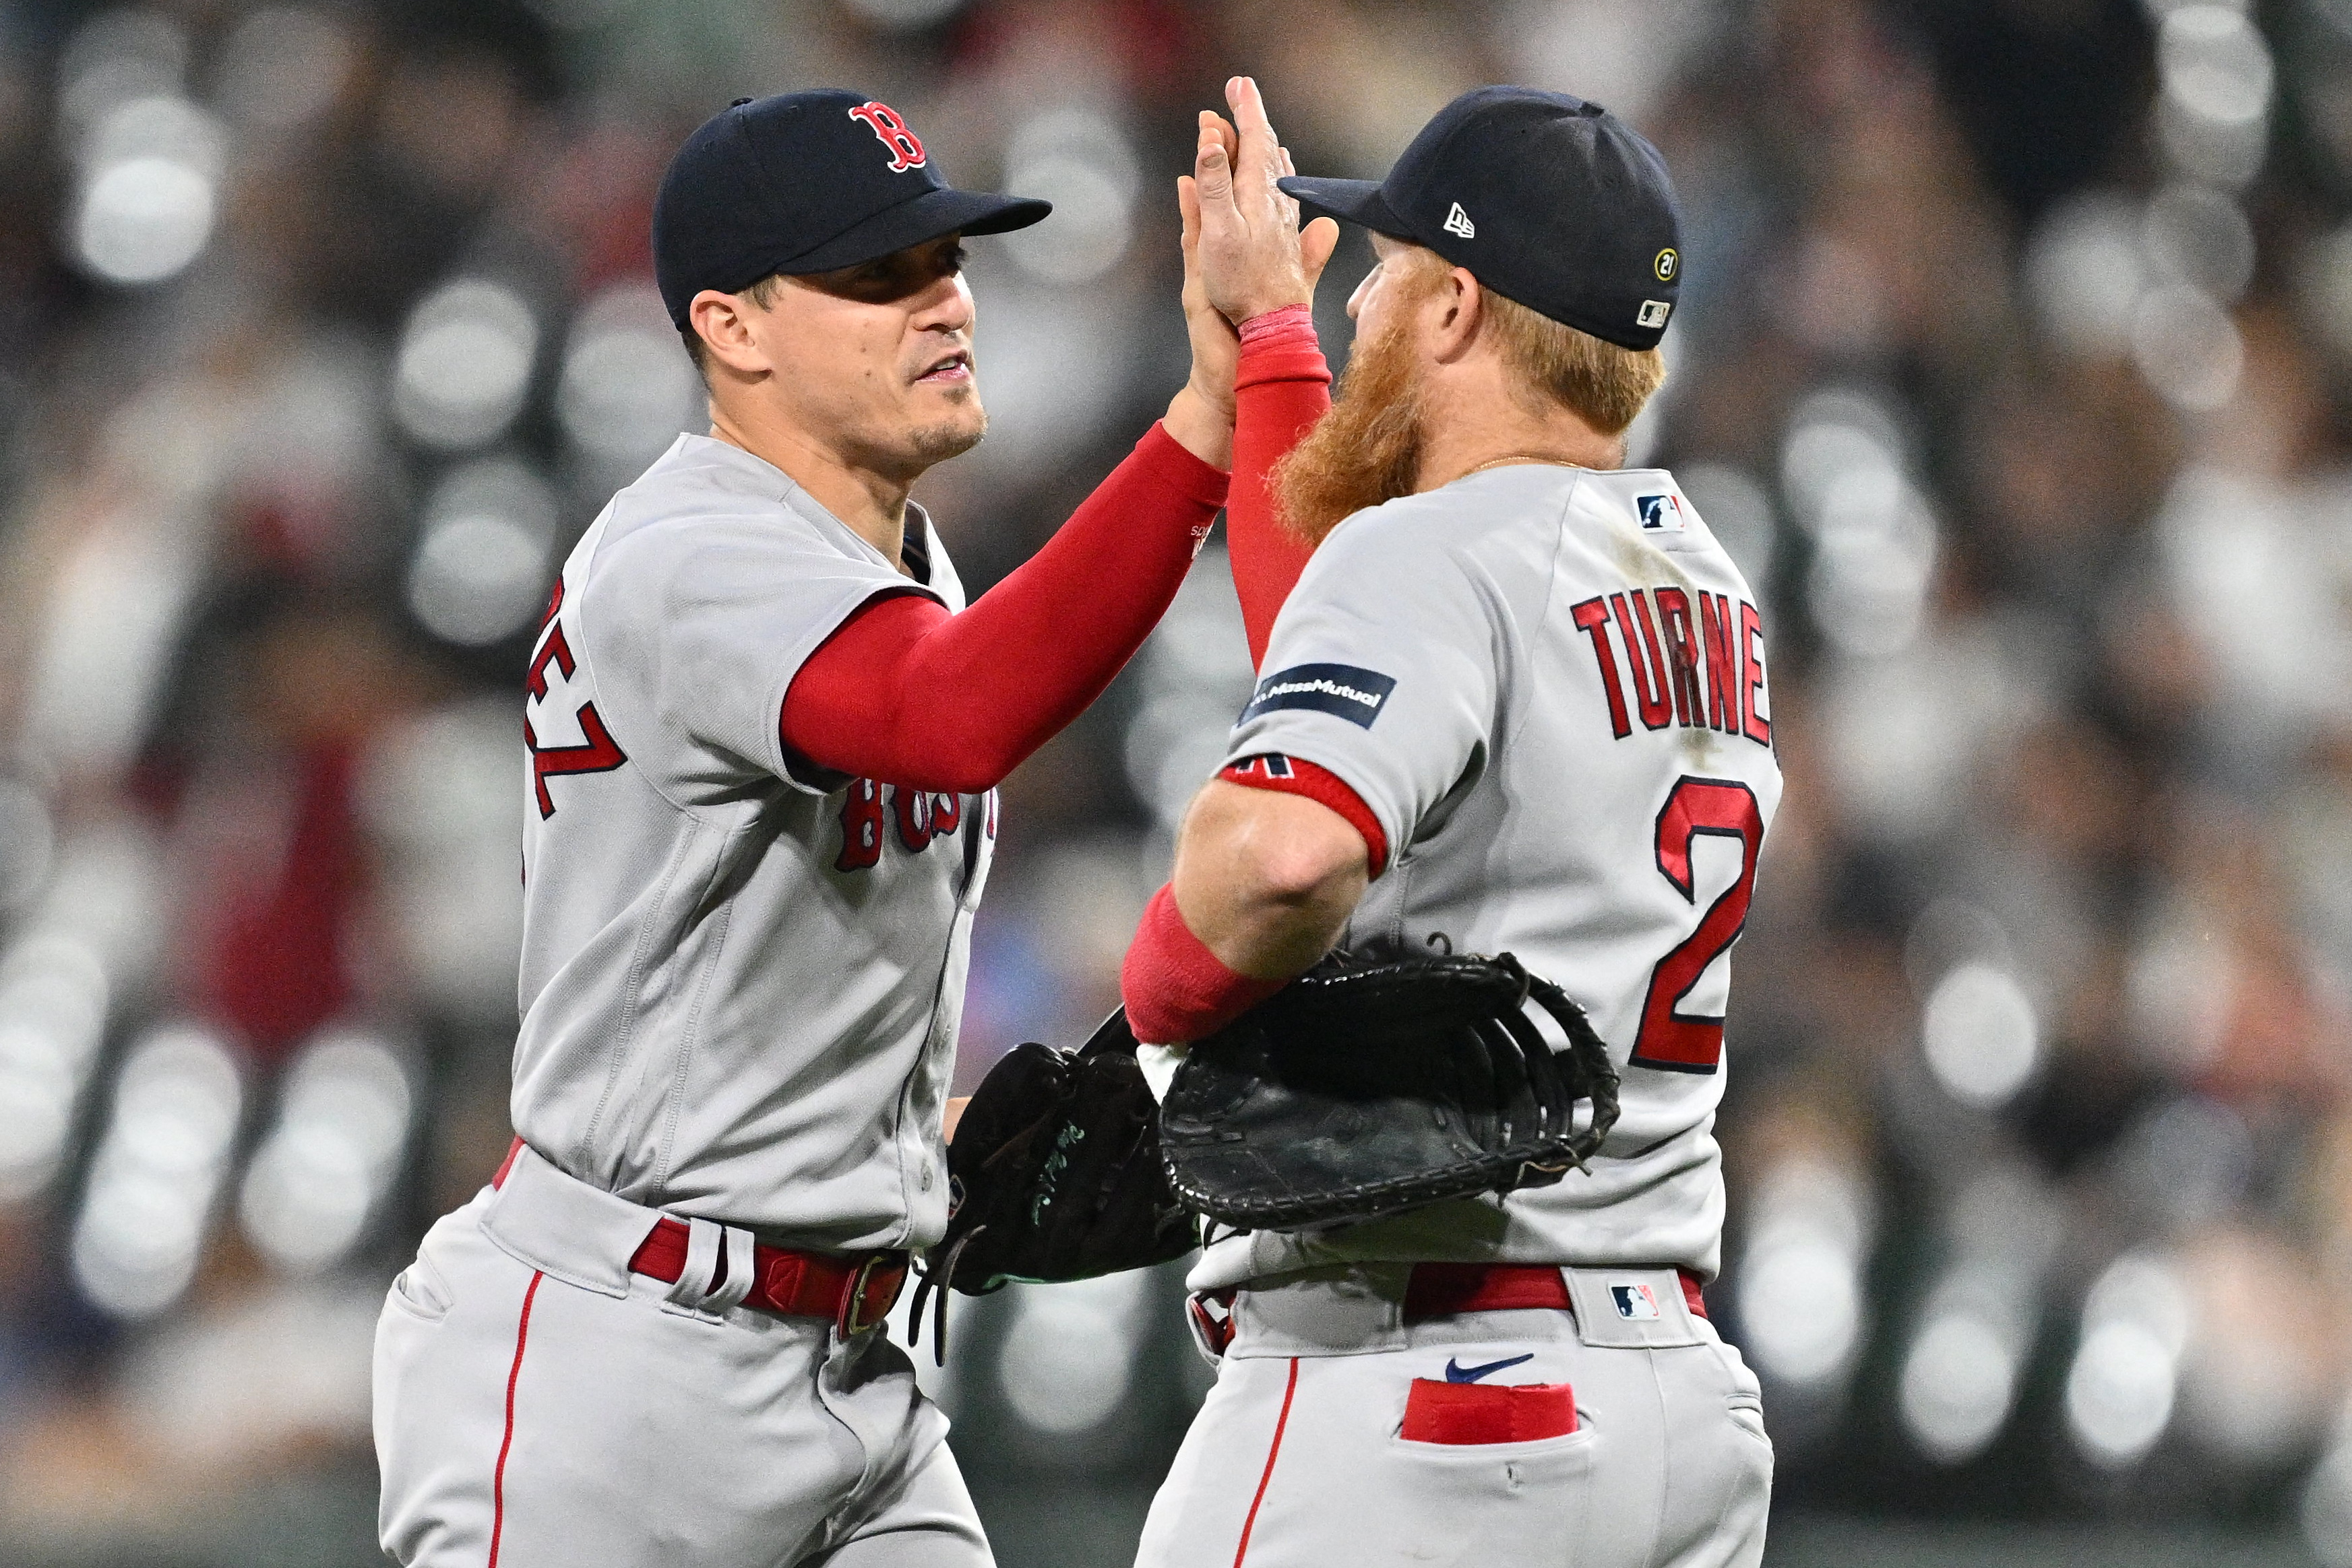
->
xmin=1185 ymin=76 xmax=1342 ymax=327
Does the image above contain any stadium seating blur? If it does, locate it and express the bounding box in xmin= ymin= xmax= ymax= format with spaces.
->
xmin=0 ymin=0 xmax=2348 ymax=1563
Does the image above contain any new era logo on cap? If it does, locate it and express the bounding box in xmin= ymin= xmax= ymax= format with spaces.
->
xmin=1611 ymin=1282 xmax=1662 ymax=1320
xmin=1443 ymin=201 xmax=1475 ymax=239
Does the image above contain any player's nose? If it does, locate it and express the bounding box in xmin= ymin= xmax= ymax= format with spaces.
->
xmin=908 ymin=272 xmax=973 ymax=334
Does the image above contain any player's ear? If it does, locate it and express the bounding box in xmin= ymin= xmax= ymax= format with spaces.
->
xmin=1428 ymin=266 xmax=1483 ymax=364
xmin=690 ymin=288 xmax=772 ymax=378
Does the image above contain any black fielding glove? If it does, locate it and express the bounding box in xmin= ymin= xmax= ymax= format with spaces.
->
xmin=1157 ymin=949 xmax=1620 ymax=1232
xmin=909 ymin=1010 xmax=1197 ymax=1362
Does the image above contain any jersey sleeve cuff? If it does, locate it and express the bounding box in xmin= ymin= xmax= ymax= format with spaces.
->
xmin=1217 ymin=753 xmax=1389 ymax=879
xmin=767 ymin=582 xmax=943 ymax=794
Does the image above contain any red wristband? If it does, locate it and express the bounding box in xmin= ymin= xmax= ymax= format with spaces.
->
xmin=1236 ymin=305 xmax=1332 ymax=394
xmin=1238 ymin=303 xmax=1317 ymax=348
xmin=1120 ymin=885 xmax=1286 ymax=1046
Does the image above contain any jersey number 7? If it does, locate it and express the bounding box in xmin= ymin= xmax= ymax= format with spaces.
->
xmin=1631 ymin=776 xmax=1764 ymax=1074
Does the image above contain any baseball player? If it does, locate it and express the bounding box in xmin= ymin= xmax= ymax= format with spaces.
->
xmin=371 ymin=90 xmax=1312 ymax=1567
xmin=1118 ymin=82 xmax=1781 ymax=1565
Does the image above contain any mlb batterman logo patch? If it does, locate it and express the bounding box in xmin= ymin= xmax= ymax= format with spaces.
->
xmin=1612 ymin=1282 xmax=1662 ymax=1320
xmin=1636 ymin=493 xmax=1686 ymax=532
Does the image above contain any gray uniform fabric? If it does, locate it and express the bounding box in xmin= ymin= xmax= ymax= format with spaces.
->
xmin=376 ymin=433 xmax=997 ymax=1567
xmin=1196 ymin=464 xmax=1783 ymax=1291
xmin=512 ymin=433 xmax=993 ymax=1251
xmin=375 ymin=1151 xmax=991 ymax=1568
xmin=1135 ymin=1272 xmax=1771 ymax=1568
xmin=1143 ymin=464 xmax=1781 ymax=1568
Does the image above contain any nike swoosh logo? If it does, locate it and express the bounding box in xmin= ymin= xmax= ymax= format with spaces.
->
xmin=1444 ymin=1352 xmax=1536 ymax=1384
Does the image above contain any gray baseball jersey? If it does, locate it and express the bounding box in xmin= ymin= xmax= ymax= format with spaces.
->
xmin=512 ymin=432 xmax=993 ymax=1252
xmin=1198 ymin=464 xmax=1781 ymax=1289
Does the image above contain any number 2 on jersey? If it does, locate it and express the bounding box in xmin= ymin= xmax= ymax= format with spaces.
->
xmin=1632 ymin=776 xmax=1764 ymax=1074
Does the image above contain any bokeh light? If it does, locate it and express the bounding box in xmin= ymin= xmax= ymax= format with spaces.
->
xmin=71 ymin=1025 xmax=242 ymax=1321
xmin=2064 ymin=1250 xmax=2192 ymax=1468
xmin=239 ymin=1031 xmax=414 ymax=1276
xmin=557 ymin=282 xmax=701 ymax=470
xmin=1001 ymin=108 xmax=1142 ymax=287
xmin=393 ymin=278 xmax=540 ymax=451
xmin=997 ymin=1270 xmax=1150 ymax=1435
xmin=404 ymin=457 xmax=557 ymax=646
xmin=1919 ymin=962 xmax=2040 ymax=1109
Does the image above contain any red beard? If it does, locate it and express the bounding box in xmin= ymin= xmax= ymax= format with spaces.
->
xmin=1270 ymin=313 xmax=1429 ymax=546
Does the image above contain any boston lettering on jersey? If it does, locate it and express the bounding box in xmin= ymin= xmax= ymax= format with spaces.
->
xmin=835 ymin=780 xmax=989 ymax=873
xmin=1569 ymin=588 xmax=1770 ymax=747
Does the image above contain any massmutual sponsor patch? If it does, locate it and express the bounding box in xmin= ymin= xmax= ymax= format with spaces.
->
xmin=1241 ymin=663 xmax=1398 ymax=729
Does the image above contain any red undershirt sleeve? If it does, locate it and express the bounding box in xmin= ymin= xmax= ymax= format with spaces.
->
xmin=1218 ymin=753 xmax=1388 ymax=879
xmin=1229 ymin=306 xmax=1330 ymax=671
xmin=779 ymin=421 xmax=1227 ymax=793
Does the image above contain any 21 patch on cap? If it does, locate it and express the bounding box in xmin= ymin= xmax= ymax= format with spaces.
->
xmin=1241 ymin=663 xmax=1398 ymax=729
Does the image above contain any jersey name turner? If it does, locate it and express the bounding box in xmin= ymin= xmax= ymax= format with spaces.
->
xmin=1198 ymin=464 xmax=1783 ymax=1291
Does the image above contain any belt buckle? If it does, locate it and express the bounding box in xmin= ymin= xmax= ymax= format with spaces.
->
xmin=836 ymin=1253 xmax=904 ymax=1338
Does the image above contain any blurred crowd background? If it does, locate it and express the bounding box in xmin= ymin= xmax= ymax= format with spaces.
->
xmin=1 ymin=0 xmax=2350 ymax=1563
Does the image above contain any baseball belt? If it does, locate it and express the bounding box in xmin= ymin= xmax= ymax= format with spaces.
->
xmin=491 ymin=1137 xmax=906 ymax=1336
xmin=626 ymin=1217 xmax=906 ymax=1336
xmin=1187 ymin=1261 xmax=1708 ymax=1357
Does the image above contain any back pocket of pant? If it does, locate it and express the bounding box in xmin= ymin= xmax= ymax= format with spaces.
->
xmin=389 ymin=1257 xmax=454 ymax=1323
xmin=1400 ymin=1379 xmax=1579 ymax=1445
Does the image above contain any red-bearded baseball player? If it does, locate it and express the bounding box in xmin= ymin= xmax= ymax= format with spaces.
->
xmin=1120 ymin=80 xmax=1780 ymax=1567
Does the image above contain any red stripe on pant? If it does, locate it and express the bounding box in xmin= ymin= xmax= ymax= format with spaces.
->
xmin=489 ymin=1271 xmax=543 ymax=1568
xmin=1232 ymin=1357 xmax=1300 ymax=1567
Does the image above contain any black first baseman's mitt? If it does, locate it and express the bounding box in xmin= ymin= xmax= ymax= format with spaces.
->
xmin=1157 ymin=948 xmax=1620 ymax=1232
xmin=908 ymin=1011 xmax=1196 ymax=1360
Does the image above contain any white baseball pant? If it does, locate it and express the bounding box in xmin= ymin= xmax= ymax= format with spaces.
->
xmin=373 ymin=1149 xmax=991 ymax=1568
xmin=1134 ymin=1266 xmax=1772 ymax=1568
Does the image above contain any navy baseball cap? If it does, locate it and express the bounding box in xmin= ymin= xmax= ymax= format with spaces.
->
xmin=654 ymin=90 xmax=1051 ymax=330
xmin=1279 ymin=86 xmax=1681 ymax=350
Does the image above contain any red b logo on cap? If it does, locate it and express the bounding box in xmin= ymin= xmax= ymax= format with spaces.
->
xmin=848 ymin=102 xmax=926 ymax=173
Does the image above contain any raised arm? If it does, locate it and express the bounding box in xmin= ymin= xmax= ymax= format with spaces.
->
xmin=780 ymin=162 xmax=1249 ymax=793
xmin=1189 ymin=77 xmax=1340 ymax=668
xmin=1227 ymin=308 xmax=1328 ymax=670
xmin=780 ymin=421 xmax=1225 ymax=792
